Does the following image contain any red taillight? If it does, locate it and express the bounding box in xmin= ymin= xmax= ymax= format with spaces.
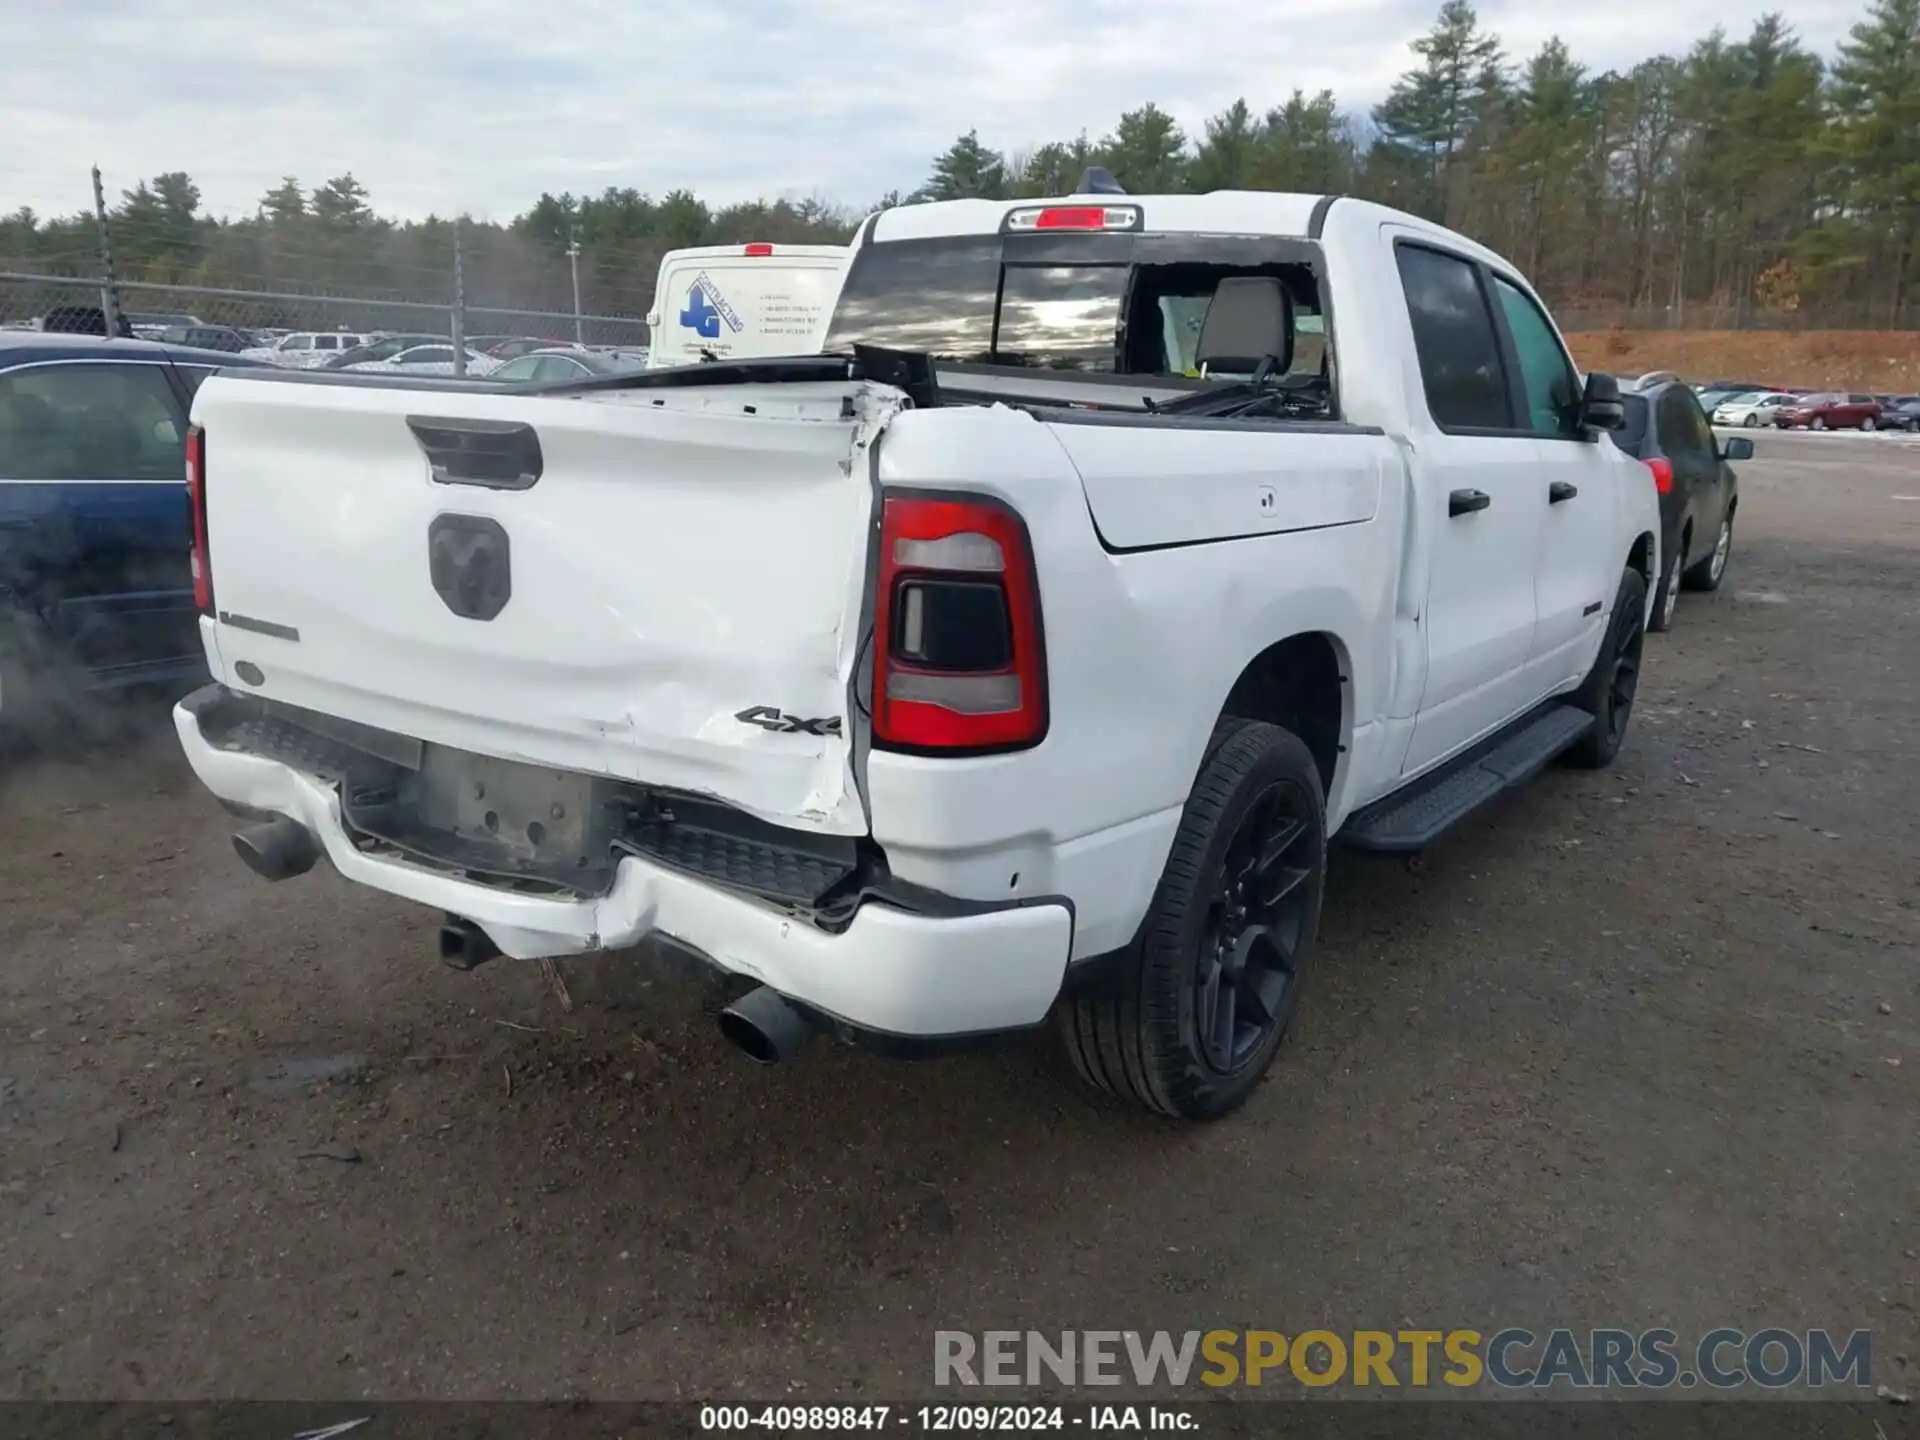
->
xmin=1036 ymin=207 xmax=1106 ymax=229
xmin=871 ymin=493 xmax=1047 ymax=753
xmin=185 ymin=423 xmax=212 ymax=614
xmin=743 ymin=242 xmax=774 ymax=256
xmin=1004 ymin=204 xmax=1143 ymax=233
xmin=1645 ymin=457 xmax=1674 ymax=495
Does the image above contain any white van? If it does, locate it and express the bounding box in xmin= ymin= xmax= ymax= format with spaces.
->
xmin=644 ymin=243 xmax=848 ymax=369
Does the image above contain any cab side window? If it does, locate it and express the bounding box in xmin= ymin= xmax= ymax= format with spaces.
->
xmin=1491 ymin=275 xmax=1582 ymax=438
xmin=1396 ymin=244 xmax=1512 ymax=431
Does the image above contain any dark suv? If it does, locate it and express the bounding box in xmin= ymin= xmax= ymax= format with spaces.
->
xmin=1611 ymin=380 xmax=1747 ymax=632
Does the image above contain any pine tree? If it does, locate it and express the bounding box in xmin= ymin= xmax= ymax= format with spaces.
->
xmin=116 ymin=171 xmax=202 ymax=277
xmin=1190 ymin=100 xmax=1260 ymax=191
xmin=1010 ymin=137 xmax=1096 ymax=197
xmin=1503 ymin=39 xmax=1590 ymax=276
xmin=655 ymin=188 xmax=712 ymax=248
xmin=311 ymin=174 xmax=373 ymax=227
xmin=1373 ymin=0 xmax=1505 ymax=220
xmin=1099 ymin=104 xmax=1189 ymax=192
xmin=1828 ymin=0 xmax=1920 ymax=319
xmin=1254 ymin=90 xmax=1357 ymax=194
xmin=918 ymin=131 xmax=1009 ymax=201
xmin=261 ymin=177 xmax=305 ymax=225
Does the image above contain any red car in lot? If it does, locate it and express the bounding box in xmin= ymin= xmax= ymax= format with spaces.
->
xmin=1774 ymin=393 xmax=1883 ymax=430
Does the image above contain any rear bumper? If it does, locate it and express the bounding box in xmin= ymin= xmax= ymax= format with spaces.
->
xmin=173 ymin=688 xmax=1074 ymax=1039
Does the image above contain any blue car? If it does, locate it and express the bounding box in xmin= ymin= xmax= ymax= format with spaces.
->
xmin=0 ymin=331 xmax=262 ymax=734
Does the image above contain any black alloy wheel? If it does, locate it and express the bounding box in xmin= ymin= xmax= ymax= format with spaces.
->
xmin=1056 ymin=719 xmax=1329 ymax=1120
xmin=1194 ymin=781 xmax=1315 ymax=1072
xmin=1603 ymin=596 xmax=1646 ymax=750
xmin=1565 ymin=566 xmax=1649 ymax=770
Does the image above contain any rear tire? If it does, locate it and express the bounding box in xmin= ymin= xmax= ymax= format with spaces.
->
xmin=1861 ymin=415 xmax=1876 ymax=432
xmin=1056 ymin=720 xmax=1327 ymax=1121
xmin=1649 ymin=530 xmax=1686 ymax=634
xmin=1564 ymin=567 xmax=1647 ymax=771
xmin=1684 ymin=514 xmax=1733 ymax=592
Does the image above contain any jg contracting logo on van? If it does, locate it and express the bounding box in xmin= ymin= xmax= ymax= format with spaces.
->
xmin=679 ymin=272 xmax=745 ymax=339
xmin=934 ymin=1327 xmax=1875 ymax=1392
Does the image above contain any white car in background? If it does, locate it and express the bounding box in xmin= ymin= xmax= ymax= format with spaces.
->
xmin=344 ymin=344 xmax=499 ymax=377
xmin=488 ymin=347 xmax=647 ymax=383
xmin=587 ymin=344 xmax=651 ymax=366
xmin=241 ymin=332 xmax=372 ymax=369
xmin=1712 ymin=391 xmax=1796 ymax=428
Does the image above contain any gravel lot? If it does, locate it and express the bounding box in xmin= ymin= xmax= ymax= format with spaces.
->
xmin=1 ymin=432 xmax=1915 ymax=1402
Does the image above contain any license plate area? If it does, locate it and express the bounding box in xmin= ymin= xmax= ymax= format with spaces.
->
xmin=342 ymin=745 xmax=633 ymax=896
xmin=330 ymin=731 xmax=864 ymax=908
xmin=413 ymin=748 xmax=600 ymax=864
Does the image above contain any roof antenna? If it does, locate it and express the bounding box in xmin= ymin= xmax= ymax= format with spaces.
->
xmin=1077 ymin=166 xmax=1126 ymax=196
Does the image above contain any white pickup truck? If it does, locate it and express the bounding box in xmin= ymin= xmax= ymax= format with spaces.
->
xmin=175 ymin=188 xmax=1661 ymax=1121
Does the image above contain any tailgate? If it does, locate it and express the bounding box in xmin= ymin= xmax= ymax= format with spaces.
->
xmin=193 ymin=375 xmax=903 ymax=836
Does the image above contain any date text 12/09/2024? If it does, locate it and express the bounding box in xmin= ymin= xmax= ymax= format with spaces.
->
xmin=700 ymin=1406 xmax=1195 ymax=1432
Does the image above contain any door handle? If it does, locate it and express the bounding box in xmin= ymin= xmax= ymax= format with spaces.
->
xmin=1549 ymin=480 xmax=1579 ymax=503
xmin=1449 ymin=488 xmax=1491 ymax=517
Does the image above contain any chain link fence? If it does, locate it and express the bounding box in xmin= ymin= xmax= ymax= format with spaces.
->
xmin=0 ymin=272 xmax=651 ymax=353
xmin=2 ymin=166 xmax=657 ymax=358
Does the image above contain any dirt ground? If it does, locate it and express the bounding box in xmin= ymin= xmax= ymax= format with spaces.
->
xmin=1565 ymin=328 xmax=1920 ymax=392
xmin=1 ymin=433 xmax=1916 ymax=1404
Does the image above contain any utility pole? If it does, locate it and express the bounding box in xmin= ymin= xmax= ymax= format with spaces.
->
xmin=566 ymin=229 xmax=584 ymax=345
xmin=90 ymin=164 xmax=123 ymax=339
xmin=451 ymin=218 xmax=467 ymax=378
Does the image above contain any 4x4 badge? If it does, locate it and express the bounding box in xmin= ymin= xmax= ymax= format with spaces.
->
xmin=736 ymin=706 xmax=842 ymax=737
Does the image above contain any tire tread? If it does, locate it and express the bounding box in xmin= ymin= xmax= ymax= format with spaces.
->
xmin=1055 ymin=719 xmax=1323 ymax=1119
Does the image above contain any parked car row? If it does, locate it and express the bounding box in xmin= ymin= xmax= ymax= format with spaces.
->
xmin=1690 ymin=379 xmax=1920 ymax=432
xmin=233 ymin=329 xmax=641 ymax=376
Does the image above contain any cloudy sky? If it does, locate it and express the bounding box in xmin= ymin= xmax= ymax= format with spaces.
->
xmin=0 ymin=0 xmax=1865 ymax=223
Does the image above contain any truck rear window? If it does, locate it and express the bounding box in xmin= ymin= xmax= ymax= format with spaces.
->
xmin=825 ymin=238 xmax=1001 ymax=362
xmin=822 ymin=236 xmax=1327 ymax=383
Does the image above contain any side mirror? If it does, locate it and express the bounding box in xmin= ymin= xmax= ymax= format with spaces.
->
xmin=1720 ymin=435 xmax=1754 ymax=462
xmin=1581 ymin=372 xmax=1625 ymax=431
